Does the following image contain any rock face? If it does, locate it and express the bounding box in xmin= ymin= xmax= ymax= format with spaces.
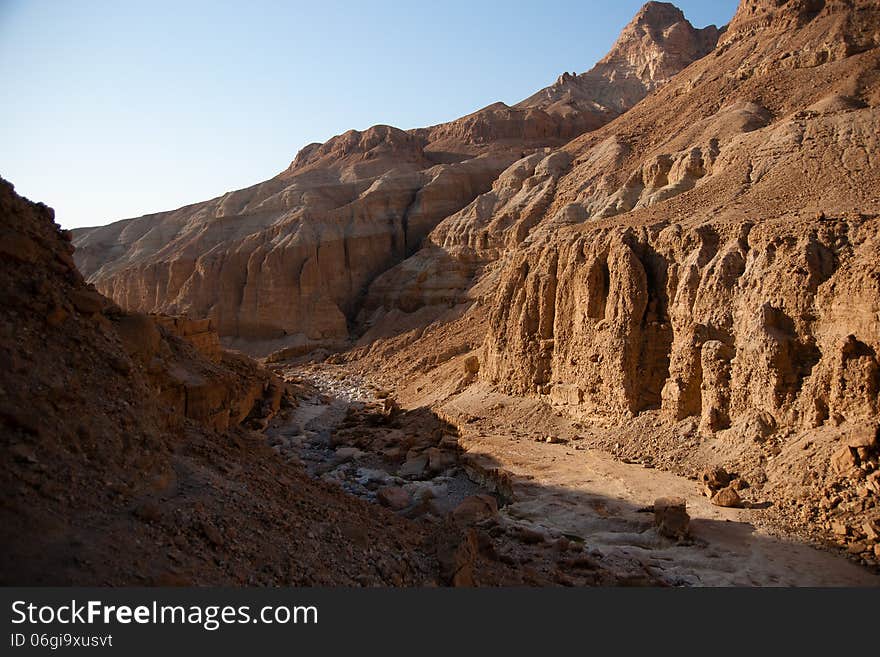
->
xmin=477 ymin=0 xmax=880 ymax=438
xmin=72 ymin=2 xmax=719 ymax=347
xmin=482 ymin=216 xmax=880 ymax=434
xmin=74 ymin=149 xmax=517 ymax=344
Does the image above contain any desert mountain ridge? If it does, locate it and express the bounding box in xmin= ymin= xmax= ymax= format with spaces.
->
xmin=71 ymin=1 xmax=720 ymax=346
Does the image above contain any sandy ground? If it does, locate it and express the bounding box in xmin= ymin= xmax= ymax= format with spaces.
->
xmin=435 ymin=385 xmax=879 ymax=586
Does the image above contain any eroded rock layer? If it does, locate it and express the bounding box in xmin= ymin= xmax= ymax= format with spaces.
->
xmin=482 ymin=217 xmax=879 ymax=434
xmin=478 ymin=0 xmax=880 ymax=434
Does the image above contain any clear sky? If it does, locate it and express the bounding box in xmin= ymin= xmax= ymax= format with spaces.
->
xmin=0 ymin=0 xmax=739 ymax=229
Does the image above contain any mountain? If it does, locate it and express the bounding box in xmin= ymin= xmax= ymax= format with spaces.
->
xmin=339 ymin=0 xmax=880 ymax=562
xmin=71 ymin=2 xmax=719 ymax=351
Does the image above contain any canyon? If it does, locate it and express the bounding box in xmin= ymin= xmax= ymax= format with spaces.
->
xmin=3 ymin=0 xmax=880 ymax=585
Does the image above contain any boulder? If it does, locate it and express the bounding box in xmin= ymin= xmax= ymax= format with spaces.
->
xmin=114 ymin=314 xmax=161 ymax=362
xmin=382 ymin=397 xmax=400 ymax=418
xmin=69 ymin=287 xmax=109 ymax=314
xmin=463 ymin=355 xmax=480 ymax=375
xmin=427 ymin=447 xmax=456 ymax=473
xmin=377 ymin=486 xmax=412 ymax=511
xmin=654 ymin=497 xmax=690 ymax=539
xmin=845 ymin=424 xmax=878 ymax=450
xmin=334 ymin=447 xmax=365 ymax=462
xmin=397 ymin=455 xmax=428 ymax=479
xmin=451 ymin=494 xmax=498 ymax=528
xmin=710 ymin=486 xmax=742 ymax=508
xmin=831 ymin=446 xmax=859 ymax=474
xmin=701 ymin=466 xmax=731 ymax=493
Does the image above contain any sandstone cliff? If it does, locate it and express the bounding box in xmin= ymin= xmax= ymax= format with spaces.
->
xmin=478 ymin=0 xmax=880 ymax=432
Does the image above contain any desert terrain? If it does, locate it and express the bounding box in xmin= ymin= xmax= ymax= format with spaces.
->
xmin=2 ymin=0 xmax=879 ymax=586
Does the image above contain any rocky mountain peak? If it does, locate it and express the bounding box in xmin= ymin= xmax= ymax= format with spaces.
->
xmin=630 ymin=1 xmax=687 ymax=27
xmin=284 ymin=124 xmax=428 ymax=176
xmin=593 ymin=1 xmax=719 ymax=88
xmin=518 ymin=2 xmax=719 ymax=116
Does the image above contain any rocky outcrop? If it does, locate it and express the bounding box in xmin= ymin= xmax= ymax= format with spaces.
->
xmin=152 ymin=315 xmax=222 ymax=361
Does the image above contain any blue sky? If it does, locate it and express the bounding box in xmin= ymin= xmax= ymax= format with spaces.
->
xmin=0 ymin=0 xmax=739 ymax=229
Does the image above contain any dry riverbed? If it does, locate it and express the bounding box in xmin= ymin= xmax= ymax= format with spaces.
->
xmin=265 ymin=364 xmax=879 ymax=587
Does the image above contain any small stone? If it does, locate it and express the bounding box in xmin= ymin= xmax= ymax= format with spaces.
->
xmin=10 ymin=444 xmax=38 ymax=464
xmin=847 ymin=541 xmax=867 ymax=555
xmin=46 ymin=305 xmax=68 ymax=327
xmin=513 ymin=526 xmax=546 ymax=544
xmin=710 ymin=486 xmax=742 ymax=508
xmin=201 ymin=522 xmax=224 ymax=547
xmin=355 ymin=468 xmax=390 ymax=485
xmin=133 ymin=501 xmax=162 ymax=522
xmin=731 ymin=477 xmax=750 ymax=491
